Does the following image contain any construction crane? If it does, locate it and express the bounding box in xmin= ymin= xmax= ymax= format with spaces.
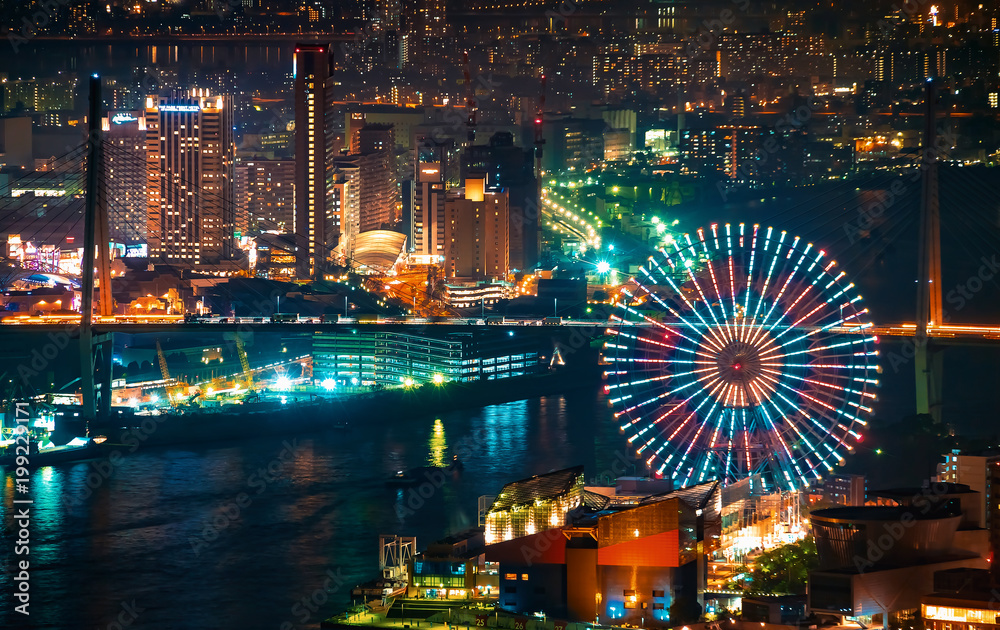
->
xmin=235 ymin=334 xmax=254 ymax=392
xmin=463 ymin=50 xmax=477 ymax=145
xmin=156 ymin=339 xmax=189 ymax=407
xmin=155 ymin=339 xmax=170 ymax=381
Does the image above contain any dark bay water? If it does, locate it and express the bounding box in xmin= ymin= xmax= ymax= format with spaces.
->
xmin=0 ymin=390 xmax=628 ymax=630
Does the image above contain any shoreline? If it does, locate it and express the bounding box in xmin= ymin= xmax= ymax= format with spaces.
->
xmin=4 ymin=362 xmax=602 ymax=467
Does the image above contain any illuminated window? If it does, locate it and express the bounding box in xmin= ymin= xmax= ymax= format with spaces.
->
xmin=504 ymin=573 xmax=517 ymax=581
xmin=521 ymin=574 xmax=529 ymax=581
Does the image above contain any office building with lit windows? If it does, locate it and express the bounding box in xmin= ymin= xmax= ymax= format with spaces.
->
xmin=236 ymin=158 xmax=296 ymax=234
xmin=145 ymin=90 xmax=235 ymax=265
xmin=329 ymin=163 xmax=361 ymax=262
xmin=442 ymin=177 xmax=509 ymax=281
xmin=411 ymin=139 xmax=456 ymax=264
xmin=102 ymin=111 xmax=148 ymax=244
xmin=312 ymin=328 xmax=547 ymax=387
xmin=294 ymin=43 xmax=337 ymax=278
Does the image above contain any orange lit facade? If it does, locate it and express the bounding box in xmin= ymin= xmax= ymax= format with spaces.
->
xmin=486 ymin=497 xmax=700 ymax=624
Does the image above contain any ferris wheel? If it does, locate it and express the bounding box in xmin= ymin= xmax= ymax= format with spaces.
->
xmin=603 ymin=223 xmax=879 ymax=492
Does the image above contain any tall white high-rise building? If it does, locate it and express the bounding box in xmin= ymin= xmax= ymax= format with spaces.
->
xmin=145 ymin=89 xmax=235 ymax=265
xmin=102 ymin=111 xmax=147 ymax=245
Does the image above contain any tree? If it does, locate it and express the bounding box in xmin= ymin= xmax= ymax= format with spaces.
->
xmin=743 ymin=537 xmax=818 ymax=595
xmin=668 ymin=596 xmax=702 ymax=624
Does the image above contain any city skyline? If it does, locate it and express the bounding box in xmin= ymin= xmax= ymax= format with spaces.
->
xmin=2 ymin=0 xmax=1000 ymax=628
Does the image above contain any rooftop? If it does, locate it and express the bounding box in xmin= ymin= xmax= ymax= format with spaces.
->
xmin=488 ymin=465 xmax=584 ymax=512
xmin=812 ymin=505 xmax=963 ymax=521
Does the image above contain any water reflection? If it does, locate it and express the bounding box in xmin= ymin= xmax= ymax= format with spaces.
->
xmin=0 ymin=390 xmax=613 ymax=629
xmin=428 ymin=418 xmax=447 ymax=468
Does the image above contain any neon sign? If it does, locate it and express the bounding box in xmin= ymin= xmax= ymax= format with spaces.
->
xmin=159 ymin=105 xmax=201 ymax=113
xmin=112 ymin=113 xmax=137 ymax=124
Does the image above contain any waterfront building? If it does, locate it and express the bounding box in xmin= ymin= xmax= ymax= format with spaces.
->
xmin=145 ymin=89 xmax=235 ymax=265
xmin=937 ymin=449 xmax=1000 ymax=557
xmin=921 ymin=569 xmax=1000 ymax=630
xmin=484 ymin=473 xmax=718 ymax=624
xmin=484 ymin=466 xmax=587 ymax=545
xmin=407 ymin=530 xmax=499 ymax=599
xmin=312 ymin=328 xmax=547 ymax=386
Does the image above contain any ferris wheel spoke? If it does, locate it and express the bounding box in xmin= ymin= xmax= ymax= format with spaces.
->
xmin=705 ymin=225 xmax=738 ymax=343
xmin=772 ymin=389 xmax=851 ymax=466
xmin=649 ymin=257 xmax=729 ymax=352
xmin=752 ymin=236 xmax=808 ymax=341
xmin=761 ymin=394 xmax=831 ymax=483
xmin=607 ymin=223 xmax=878 ymax=492
xmin=754 ymin=404 xmax=805 ymax=490
xmin=674 ymin=233 xmax=731 ymax=345
xmin=745 ymin=227 xmax=784 ymax=343
xmin=634 ymin=273 xmax=722 ymax=350
xmin=739 ymin=224 xmax=762 ymax=344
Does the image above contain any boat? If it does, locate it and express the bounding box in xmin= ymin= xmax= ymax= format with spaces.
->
xmin=0 ymin=436 xmax=112 ymax=468
xmin=386 ymin=465 xmax=444 ymax=487
xmin=385 ymin=457 xmax=463 ymax=487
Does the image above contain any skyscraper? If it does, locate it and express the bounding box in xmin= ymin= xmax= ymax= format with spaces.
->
xmin=442 ymin=176 xmax=509 ymax=280
xmin=462 ymin=133 xmax=538 ymax=271
xmin=330 ymin=165 xmax=361 ymax=263
xmin=145 ymin=89 xmax=235 ymax=265
xmin=102 ymin=111 xmax=147 ymax=245
xmin=411 ymin=139 xmax=457 ymax=264
xmin=294 ymin=43 xmax=336 ymax=279
xmin=350 ymin=124 xmax=399 ymax=231
xmin=236 ymin=158 xmax=296 ymax=234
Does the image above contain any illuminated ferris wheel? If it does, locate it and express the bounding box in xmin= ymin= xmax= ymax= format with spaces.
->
xmin=603 ymin=223 xmax=879 ymax=492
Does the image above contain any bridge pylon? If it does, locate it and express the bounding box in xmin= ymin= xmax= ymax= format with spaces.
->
xmin=79 ymin=74 xmax=114 ymax=435
xmin=915 ymin=79 xmax=944 ymax=423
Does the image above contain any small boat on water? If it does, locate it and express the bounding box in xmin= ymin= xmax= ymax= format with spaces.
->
xmin=385 ymin=457 xmax=463 ymax=487
xmin=0 ymin=436 xmax=111 ymax=468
